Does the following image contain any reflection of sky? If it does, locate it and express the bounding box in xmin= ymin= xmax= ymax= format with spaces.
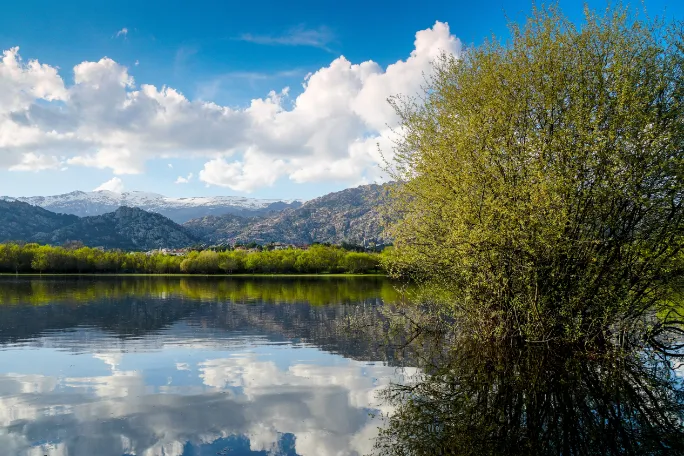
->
xmin=0 ymin=324 xmax=411 ymax=456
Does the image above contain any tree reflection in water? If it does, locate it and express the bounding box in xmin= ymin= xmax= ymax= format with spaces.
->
xmin=370 ymin=308 xmax=684 ymax=456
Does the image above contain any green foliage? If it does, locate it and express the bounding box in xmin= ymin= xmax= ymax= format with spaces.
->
xmin=386 ymin=6 xmax=684 ymax=340
xmin=342 ymin=252 xmax=381 ymax=273
xmin=0 ymin=243 xmax=383 ymax=275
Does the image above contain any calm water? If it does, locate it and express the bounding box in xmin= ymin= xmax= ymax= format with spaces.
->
xmin=0 ymin=277 xmax=406 ymax=456
xmin=1 ymin=277 xmax=683 ymax=456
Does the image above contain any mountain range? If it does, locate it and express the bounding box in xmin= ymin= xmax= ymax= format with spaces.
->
xmin=0 ymin=191 xmax=302 ymax=223
xmin=0 ymin=184 xmax=390 ymax=250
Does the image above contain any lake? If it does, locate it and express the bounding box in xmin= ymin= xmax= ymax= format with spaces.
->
xmin=0 ymin=277 xmax=682 ymax=456
xmin=0 ymin=277 xmax=408 ymax=456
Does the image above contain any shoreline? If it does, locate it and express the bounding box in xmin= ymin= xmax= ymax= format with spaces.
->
xmin=0 ymin=273 xmax=388 ymax=278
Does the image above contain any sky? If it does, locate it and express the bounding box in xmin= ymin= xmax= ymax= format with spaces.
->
xmin=0 ymin=0 xmax=682 ymax=200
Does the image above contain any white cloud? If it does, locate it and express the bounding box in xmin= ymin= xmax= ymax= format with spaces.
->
xmin=68 ymin=147 xmax=143 ymax=175
xmin=8 ymin=152 xmax=61 ymax=171
xmin=199 ymin=148 xmax=285 ymax=192
xmin=174 ymin=172 xmax=193 ymax=184
xmin=239 ymin=25 xmax=335 ymax=51
xmin=0 ymin=47 xmax=67 ymax=113
xmin=115 ymin=28 xmax=128 ymax=38
xmin=0 ymin=23 xmax=462 ymax=191
xmin=93 ymin=177 xmax=124 ymax=193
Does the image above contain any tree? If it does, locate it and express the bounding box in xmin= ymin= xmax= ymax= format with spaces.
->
xmin=31 ymin=247 xmax=49 ymax=274
xmin=387 ymin=6 xmax=684 ymax=341
xmin=218 ymin=252 xmax=240 ymax=273
xmin=245 ymin=252 xmax=266 ymax=273
xmin=295 ymin=245 xmax=344 ymax=273
xmin=0 ymin=243 xmax=21 ymax=273
xmin=342 ymin=252 xmax=379 ymax=273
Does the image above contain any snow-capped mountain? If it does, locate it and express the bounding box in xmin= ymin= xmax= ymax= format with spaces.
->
xmin=0 ymin=190 xmax=303 ymax=223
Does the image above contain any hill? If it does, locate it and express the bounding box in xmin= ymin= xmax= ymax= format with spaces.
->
xmin=184 ymin=184 xmax=390 ymax=246
xmin=32 ymin=207 xmax=198 ymax=250
xmin=0 ymin=200 xmax=79 ymax=242
xmin=0 ymin=203 xmax=197 ymax=250
xmin=183 ymin=213 xmax=255 ymax=243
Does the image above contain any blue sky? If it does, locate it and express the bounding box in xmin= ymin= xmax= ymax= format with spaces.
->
xmin=0 ymin=0 xmax=681 ymax=199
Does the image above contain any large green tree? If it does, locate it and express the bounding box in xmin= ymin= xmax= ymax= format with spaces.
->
xmin=386 ymin=6 xmax=684 ymax=340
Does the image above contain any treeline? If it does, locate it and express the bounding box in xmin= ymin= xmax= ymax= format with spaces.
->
xmin=0 ymin=243 xmax=382 ymax=275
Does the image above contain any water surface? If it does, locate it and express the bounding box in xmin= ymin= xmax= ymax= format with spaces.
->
xmin=0 ymin=277 xmax=405 ymax=456
xmin=2 ymin=277 xmax=682 ymax=456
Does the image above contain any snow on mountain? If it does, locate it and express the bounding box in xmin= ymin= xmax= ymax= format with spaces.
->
xmin=0 ymin=191 xmax=303 ymax=223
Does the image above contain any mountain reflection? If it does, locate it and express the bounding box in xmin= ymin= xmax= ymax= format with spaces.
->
xmin=373 ymin=330 xmax=684 ymax=456
xmin=0 ymin=277 xmax=409 ymax=456
xmin=0 ymin=277 xmax=401 ymax=363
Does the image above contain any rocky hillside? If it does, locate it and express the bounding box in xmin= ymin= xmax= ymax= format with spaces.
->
xmin=0 ymin=200 xmax=79 ymax=242
xmin=1 ymin=203 xmax=198 ymax=250
xmin=32 ymin=207 xmax=198 ymax=250
xmin=184 ymin=184 xmax=390 ymax=245
xmin=183 ymin=213 xmax=255 ymax=243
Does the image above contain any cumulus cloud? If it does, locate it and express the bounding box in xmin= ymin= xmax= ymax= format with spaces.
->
xmin=0 ymin=47 xmax=67 ymax=112
xmin=115 ymin=28 xmax=128 ymax=38
xmin=0 ymin=23 xmax=462 ymax=192
xmin=94 ymin=177 xmax=124 ymax=193
xmin=174 ymin=172 xmax=193 ymax=184
xmin=8 ymin=152 xmax=62 ymax=171
xmin=199 ymin=148 xmax=285 ymax=192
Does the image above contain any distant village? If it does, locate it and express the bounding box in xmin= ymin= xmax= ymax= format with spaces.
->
xmin=147 ymin=242 xmax=305 ymax=256
xmin=145 ymin=240 xmax=387 ymax=256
